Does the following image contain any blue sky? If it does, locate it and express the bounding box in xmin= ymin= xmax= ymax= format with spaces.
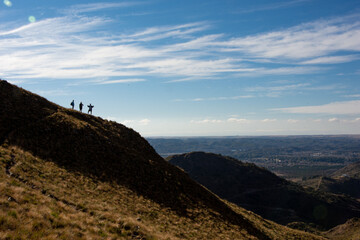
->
xmin=1 ymin=0 xmax=360 ymax=136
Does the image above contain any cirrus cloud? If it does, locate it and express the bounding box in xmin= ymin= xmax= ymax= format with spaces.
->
xmin=273 ymin=100 xmax=360 ymax=115
xmin=2 ymin=5 xmax=360 ymax=85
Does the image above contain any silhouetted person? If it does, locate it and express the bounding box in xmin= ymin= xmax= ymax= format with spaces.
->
xmin=70 ymin=100 xmax=75 ymax=109
xmin=79 ymin=102 xmax=84 ymax=112
xmin=87 ymin=104 xmax=94 ymax=114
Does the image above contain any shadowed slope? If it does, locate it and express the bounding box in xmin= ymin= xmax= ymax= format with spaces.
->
xmin=0 ymin=81 xmax=59 ymax=143
xmin=1 ymin=145 xmax=324 ymax=239
xmin=301 ymin=176 xmax=360 ymax=200
xmin=331 ymin=161 xmax=360 ymax=179
xmin=167 ymin=152 xmax=360 ymax=229
xmin=0 ymin=80 xmax=236 ymax=220
xmin=326 ymin=217 xmax=360 ymax=240
xmin=0 ymin=80 xmax=325 ymax=239
xmin=301 ymin=161 xmax=360 ymax=200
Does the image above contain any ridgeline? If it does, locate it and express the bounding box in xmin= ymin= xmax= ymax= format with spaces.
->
xmin=0 ymin=80 xmax=323 ymax=239
xmin=167 ymin=152 xmax=360 ymax=230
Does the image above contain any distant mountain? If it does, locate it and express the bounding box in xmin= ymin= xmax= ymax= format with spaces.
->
xmin=301 ymin=160 xmax=360 ymax=199
xmin=0 ymin=80 xmax=323 ymax=239
xmin=167 ymin=152 xmax=360 ymax=229
xmin=331 ymin=161 xmax=360 ymax=179
xmin=301 ymin=176 xmax=360 ymax=199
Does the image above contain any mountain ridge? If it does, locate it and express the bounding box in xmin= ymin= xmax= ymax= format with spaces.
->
xmin=0 ymin=80 xmax=237 ymax=220
xmin=0 ymin=80 xmax=323 ymax=239
xmin=167 ymin=151 xmax=360 ymax=229
xmin=331 ymin=161 xmax=360 ymax=179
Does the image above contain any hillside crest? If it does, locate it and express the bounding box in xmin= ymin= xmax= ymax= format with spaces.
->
xmin=0 ymin=80 xmax=324 ymax=239
xmin=167 ymin=151 xmax=360 ymax=229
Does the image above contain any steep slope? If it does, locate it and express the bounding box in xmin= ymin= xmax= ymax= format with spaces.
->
xmin=301 ymin=176 xmax=360 ymax=200
xmin=167 ymin=152 xmax=360 ymax=229
xmin=326 ymin=218 xmax=360 ymax=240
xmin=300 ymin=161 xmax=360 ymax=200
xmin=0 ymin=80 xmax=323 ymax=239
xmin=331 ymin=161 xmax=360 ymax=179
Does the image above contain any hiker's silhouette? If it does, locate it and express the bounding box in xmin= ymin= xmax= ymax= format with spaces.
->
xmin=70 ymin=100 xmax=74 ymax=109
xmin=79 ymin=102 xmax=84 ymax=112
xmin=87 ymin=104 xmax=94 ymax=114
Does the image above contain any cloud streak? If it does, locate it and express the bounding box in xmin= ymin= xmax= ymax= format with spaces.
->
xmin=1 ymin=4 xmax=360 ymax=85
xmin=63 ymin=2 xmax=140 ymax=15
xmin=301 ymin=55 xmax=360 ymax=64
xmin=273 ymin=100 xmax=360 ymax=115
xmin=236 ymin=0 xmax=312 ymax=14
xmin=221 ymin=14 xmax=360 ymax=62
xmin=92 ymin=79 xmax=146 ymax=85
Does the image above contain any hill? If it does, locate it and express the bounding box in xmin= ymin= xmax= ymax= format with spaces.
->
xmin=147 ymin=136 xmax=360 ymax=180
xmin=301 ymin=176 xmax=360 ymax=200
xmin=326 ymin=218 xmax=360 ymax=240
xmin=331 ymin=161 xmax=360 ymax=179
xmin=167 ymin=152 xmax=360 ymax=230
xmin=301 ymin=161 xmax=360 ymax=199
xmin=0 ymin=80 xmax=323 ymax=239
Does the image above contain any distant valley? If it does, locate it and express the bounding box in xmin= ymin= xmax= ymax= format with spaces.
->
xmin=0 ymin=80 xmax=325 ymax=239
xmin=148 ymin=136 xmax=360 ymax=181
xmin=2 ymin=79 xmax=360 ymax=239
xmin=167 ymin=152 xmax=360 ymax=231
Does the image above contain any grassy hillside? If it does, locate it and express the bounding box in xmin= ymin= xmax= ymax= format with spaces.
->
xmin=331 ymin=161 xmax=360 ymax=179
xmin=301 ymin=176 xmax=360 ymax=200
xmin=0 ymin=80 xmax=323 ymax=239
xmin=326 ymin=218 xmax=360 ymax=240
xmin=167 ymin=152 xmax=360 ymax=230
xmin=301 ymin=161 xmax=360 ymax=200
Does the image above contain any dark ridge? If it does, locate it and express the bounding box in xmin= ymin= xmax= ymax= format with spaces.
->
xmin=0 ymin=80 xmax=270 ymax=240
xmin=302 ymin=176 xmax=360 ymax=199
xmin=0 ymin=80 xmax=59 ymax=143
xmin=167 ymin=151 xmax=360 ymax=229
xmin=331 ymin=161 xmax=360 ymax=179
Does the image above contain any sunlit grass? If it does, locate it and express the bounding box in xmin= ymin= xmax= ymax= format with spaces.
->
xmin=0 ymin=145 xmax=325 ymax=239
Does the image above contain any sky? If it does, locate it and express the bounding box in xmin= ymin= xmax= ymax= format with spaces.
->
xmin=1 ymin=0 xmax=360 ymax=136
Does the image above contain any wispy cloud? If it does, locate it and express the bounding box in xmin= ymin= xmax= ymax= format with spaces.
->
xmin=236 ymin=0 xmax=312 ymax=14
xmin=246 ymin=83 xmax=310 ymax=92
xmin=1 ymin=16 xmax=250 ymax=83
xmin=126 ymin=22 xmax=210 ymax=42
xmin=191 ymin=119 xmax=223 ymax=124
xmin=235 ymin=66 xmax=325 ymax=77
xmin=183 ymin=116 xmax=360 ymax=136
xmin=301 ymin=55 xmax=360 ymax=64
xmin=273 ymin=100 xmax=360 ymax=115
xmin=63 ymin=2 xmax=140 ymax=15
xmin=328 ymin=118 xmax=339 ymax=122
xmin=121 ymin=118 xmax=151 ymax=126
xmin=174 ymin=95 xmax=254 ymax=102
xmin=227 ymin=118 xmax=250 ymax=123
xmin=1 ymin=4 xmax=360 ymax=84
xmin=92 ymin=79 xmax=146 ymax=84
xmin=138 ymin=118 xmax=151 ymax=125
xmin=221 ymin=14 xmax=360 ymax=61
xmin=287 ymin=119 xmax=299 ymax=123
xmin=262 ymin=118 xmax=277 ymax=122
xmin=245 ymin=82 xmax=341 ymax=98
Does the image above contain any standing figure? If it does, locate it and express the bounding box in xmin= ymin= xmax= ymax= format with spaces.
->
xmin=87 ymin=104 xmax=94 ymax=114
xmin=79 ymin=102 xmax=84 ymax=112
xmin=70 ymin=100 xmax=75 ymax=109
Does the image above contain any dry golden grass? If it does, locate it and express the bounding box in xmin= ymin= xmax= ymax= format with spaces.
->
xmin=325 ymin=217 xmax=360 ymax=240
xmin=0 ymin=79 xmax=328 ymax=239
xmin=0 ymin=145 xmax=325 ymax=239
